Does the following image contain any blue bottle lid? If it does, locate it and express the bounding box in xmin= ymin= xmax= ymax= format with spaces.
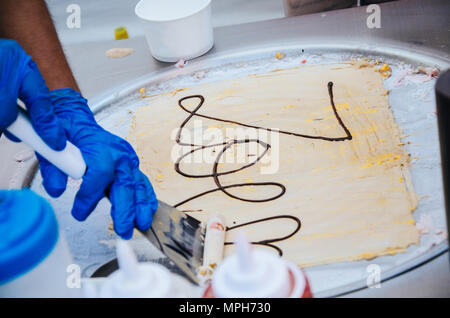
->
xmin=0 ymin=189 xmax=59 ymax=285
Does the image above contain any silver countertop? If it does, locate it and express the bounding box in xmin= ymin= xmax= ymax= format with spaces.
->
xmin=65 ymin=0 xmax=449 ymax=102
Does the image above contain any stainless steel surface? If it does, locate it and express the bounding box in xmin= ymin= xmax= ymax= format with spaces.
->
xmin=283 ymin=0 xmax=355 ymax=17
xmin=1 ymin=0 xmax=449 ymax=296
xmin=46 ymin=0 xmax=285 ymax=45
xmin=344 ymin=251 xmax=450 ymax=297
xmin=139 ymin=201 xmax=204 ymax=284
xmin=62 ymin=0 xmax=450 ymax=104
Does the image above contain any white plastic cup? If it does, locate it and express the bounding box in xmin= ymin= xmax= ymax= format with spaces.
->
xmin=135 ymin=0 xmax=214 ymax=62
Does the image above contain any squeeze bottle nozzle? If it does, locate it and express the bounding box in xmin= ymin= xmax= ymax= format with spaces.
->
xmin=211 ymin=231 xmax=291 ymax=297
xmin=99 ymin=240 xmax=172 ymax=297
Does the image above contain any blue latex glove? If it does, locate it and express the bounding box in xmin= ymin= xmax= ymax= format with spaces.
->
xmin=38 ymin=88 xmax=158 ymax=239
xmin=0 ymin=39 xmax=66 ymax=150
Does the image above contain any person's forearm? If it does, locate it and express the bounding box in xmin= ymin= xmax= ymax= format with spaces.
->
xmin=0 ymin=0 xmax=79 ymax=91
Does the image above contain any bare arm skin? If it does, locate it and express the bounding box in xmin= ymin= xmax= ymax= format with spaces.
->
xmin=0 ymin=0 xmax=80 ymax=91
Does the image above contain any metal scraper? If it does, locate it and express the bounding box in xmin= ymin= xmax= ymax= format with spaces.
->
xmin=6 ymin=107 xmax=205 ymax=284
xmin=138 ymin=201 xmax=204 ymax=284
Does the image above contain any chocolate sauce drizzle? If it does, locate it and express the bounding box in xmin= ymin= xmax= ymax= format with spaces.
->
xmin=224 ymin=215 xmax=302 ymax=256
xmin=171 ymin=82 xmax=352 ymax=256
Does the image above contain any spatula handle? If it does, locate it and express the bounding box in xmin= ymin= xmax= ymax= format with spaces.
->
xmin=6 ymin=107 xmax=87 ymax=179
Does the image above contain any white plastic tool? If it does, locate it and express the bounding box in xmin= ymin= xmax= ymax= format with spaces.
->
xmin=202 ymin=215 xmax=226 ymax=268
xmin=6 ymin=108 xmax=86 ymax=179
xmin=198 ymin=215 xmax=226 ymax=282
xmin=99 ymin=240 xmax=174 ymax=298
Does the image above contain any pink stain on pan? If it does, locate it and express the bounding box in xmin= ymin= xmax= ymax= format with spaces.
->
xmin=393 ymin=67 xmax=439 ymax=87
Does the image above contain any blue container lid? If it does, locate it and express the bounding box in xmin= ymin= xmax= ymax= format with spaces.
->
xmin=0 ymin=189 xmax=59 ymax=285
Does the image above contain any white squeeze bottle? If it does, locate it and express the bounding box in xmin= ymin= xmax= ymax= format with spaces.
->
xmin=203 ymin=232 xmax=312 ymax=298
xmin=99 ymin=240 xmax=184 ymax=298
xmin=0 ymin=189 xmax=79 ymax=298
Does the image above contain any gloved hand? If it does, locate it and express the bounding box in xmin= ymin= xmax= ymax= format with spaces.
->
xmin=0 ymin=39 xmax=66 ymax=150
xmin=39 ymin=88 xmax=158 ymax=239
